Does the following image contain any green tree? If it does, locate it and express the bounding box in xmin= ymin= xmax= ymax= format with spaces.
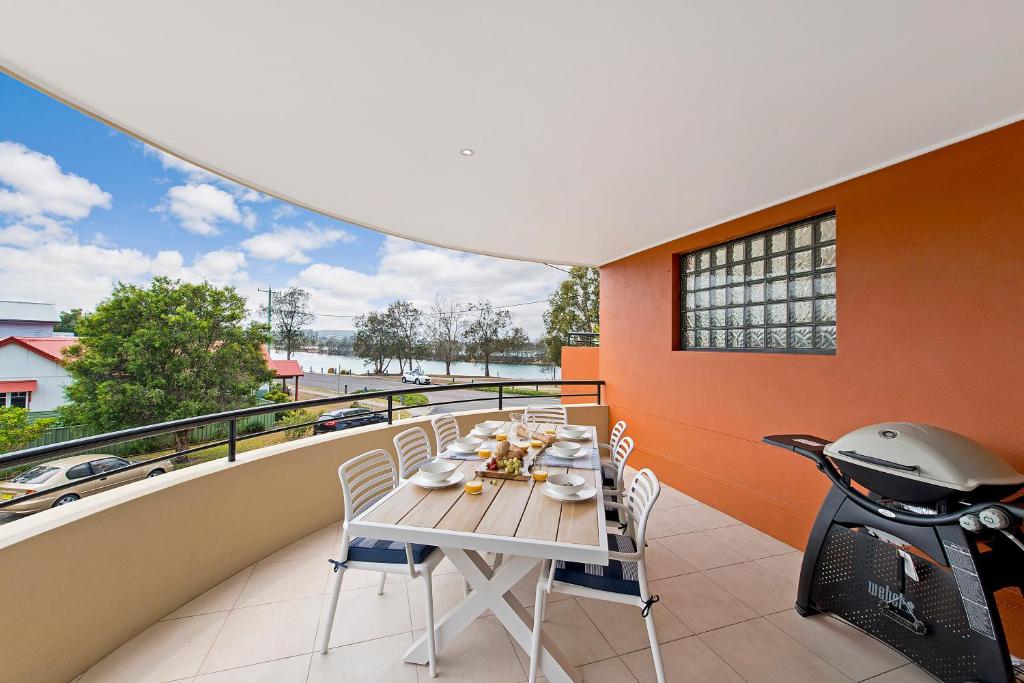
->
xmin=542 ymin=266 xmax=600 ymax=364
xmin=0 ymin=407 xmax=55 ymax=453
xmin=260 ymin=287 xmax=316 ymax=359
xmin=427 ymin=295 xmax=466 ymax=375
xmin=352 ymin=310 xmax=396 ymax=374
xmin=55 ymin=308 xmax=83 ymax=334
xmin=61 ymin=277 xmax=272 ymax=452
xmin=464 ymin=301 xmax=527 ymax=377
xmin=386 ymin=300 xmax=422 ymax=373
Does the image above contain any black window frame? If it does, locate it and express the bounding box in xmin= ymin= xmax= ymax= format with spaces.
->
xmin=679 ymin=212 xmax=837 ymax=355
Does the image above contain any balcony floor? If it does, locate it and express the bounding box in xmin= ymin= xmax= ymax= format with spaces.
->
xmin=73 ymin=471 xmax=935 ymax=683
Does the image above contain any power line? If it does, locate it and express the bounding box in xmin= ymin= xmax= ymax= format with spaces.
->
xmin=543 ymin=263 xmax=572 ymax=274
xmin=312 ymin=298 xmax=552 ymax=319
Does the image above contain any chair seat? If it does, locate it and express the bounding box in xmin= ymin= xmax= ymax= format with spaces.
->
xmin=601 ymin=463 xmax=616 ymax=489
xmin=604 ymin=505 xmax=623 ymax=522
xmin=347 ymin=537 xmax=437 ymax=564
xmin=554 ymin=533 xmax=640 ymax=596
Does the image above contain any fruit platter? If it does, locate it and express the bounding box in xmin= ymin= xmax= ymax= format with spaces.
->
xmin=477 ymin=441 xmax=531 ymax=481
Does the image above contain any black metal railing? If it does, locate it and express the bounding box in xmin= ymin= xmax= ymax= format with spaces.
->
xmin=566 ymin=331 xmax=599 ymax=347
xmin=0 ymin=379 xmax=603 ymax=511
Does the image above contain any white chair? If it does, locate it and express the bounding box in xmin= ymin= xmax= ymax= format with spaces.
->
xmin=320 ymin=449 xmax=443 ymax=677
xmin=602 ymin=435 xmax=635 ymax=526
xmin=523 ymin=405 xmax=567 ymax=425
xmin=431 ymin=413 xmax=460 ymax=454
xmin=394 ymin=426 xmax=434 ymax=480
xmin=598 ymin=420 xmax=628 ymax=456
xmin=528 ymin=468 xmax=665 ymax=683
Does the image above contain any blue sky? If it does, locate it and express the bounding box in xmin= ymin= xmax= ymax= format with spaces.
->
xmin=0 ymin=73 xmax=562 ymax=335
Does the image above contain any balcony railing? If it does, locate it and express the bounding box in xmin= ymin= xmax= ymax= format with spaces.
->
xmin=565 ymin=331 xmax=599 ymax=347
xmin=0 ymin=379 xmax=603 ymax=511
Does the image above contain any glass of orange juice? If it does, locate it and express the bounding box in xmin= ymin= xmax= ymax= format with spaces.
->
xmin=544 ymin=427 xmax=556 ymax=435
xmin=495 ymin=433 xmax=507 ymax=442
xmin=477 ymin=447 xmax=491 ymax=459
xmin=465 ymin=479 xmax=483 ymax=494
xmin=530 ymin=439 xmax=543 ymax=449
xmin=531 ymin=469 xmax=548 ymax=482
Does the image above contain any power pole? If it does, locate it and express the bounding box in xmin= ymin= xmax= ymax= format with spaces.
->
xmin=258 ymin=287 xmax=275 ymax=327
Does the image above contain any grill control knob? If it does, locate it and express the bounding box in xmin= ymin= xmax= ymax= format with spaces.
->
xmin=979 ymin=507 xmax=1011 ymax=530
xmin=959 ymin=514 xmax=983 ymax=533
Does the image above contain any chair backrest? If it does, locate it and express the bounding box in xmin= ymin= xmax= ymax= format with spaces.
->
xmin=431 ymin=413 xmax=460 ymax=453
xmin=338 ymin=449 xmax=398 ymax=521
xmin=393 ymin=426 xmax=433 ymax=479
xmin=611 ymin=435 xmax=635 ymax=489
xmin=609 ymin=420 xmax=627 ymax=452
xmin=623 ymin=468 xmax=661 ymax=550
xmin=523 ymin=405 xmax=567 ymax=426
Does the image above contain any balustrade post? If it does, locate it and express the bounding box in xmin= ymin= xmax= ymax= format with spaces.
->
xmin=387 ymin=395 xmax=394 ymax=424
xmin=228 ymin=419 xmax=237 ymax=462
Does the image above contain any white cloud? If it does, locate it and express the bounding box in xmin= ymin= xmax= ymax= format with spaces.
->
xmin=159 ymin=183 xmax=241 ymax=236
xmin=241 ymin=224 xmax=355 ymax=264
xmin=142 ymin=144 xmax=269 ymax=204
xmin=241 ymin=207 xmax=258 ymax=230
xmin=0 ymin=141 xmax=111 ymax=220
xmin=293 ymin=237 xmax=563 ymax=337
xmin=271 ymin=204 xmax=296 ymax=220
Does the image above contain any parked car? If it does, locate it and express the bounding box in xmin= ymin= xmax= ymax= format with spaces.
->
xmin=0 ymin=454 xmax=171 ymax=514
xmin=402 ymin=369 xmax=431 ymax=385
xmin=313 ymin=408 xmax=388 ymax=434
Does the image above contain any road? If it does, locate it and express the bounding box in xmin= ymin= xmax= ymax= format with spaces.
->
xmin=299 ymin=372 xmax=560 ymax=414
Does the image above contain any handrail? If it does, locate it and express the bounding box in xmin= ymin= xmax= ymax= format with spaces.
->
xmin=0 ymin=379 xmax=604 ymax=511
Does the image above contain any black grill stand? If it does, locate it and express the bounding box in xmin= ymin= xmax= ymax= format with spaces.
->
xmin=766 ymin=435 xmax=1022 ymax=683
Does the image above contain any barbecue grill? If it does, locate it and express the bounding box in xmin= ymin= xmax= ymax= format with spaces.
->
xmin=764 ymin=423 xmax=1024 ymax=683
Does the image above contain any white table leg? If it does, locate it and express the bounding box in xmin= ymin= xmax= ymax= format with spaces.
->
xmin=403 ymin=548 xmax=580 ymax=683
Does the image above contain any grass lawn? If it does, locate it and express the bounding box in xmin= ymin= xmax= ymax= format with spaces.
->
xmin=468 ymin=386 xmax=558 ymax=397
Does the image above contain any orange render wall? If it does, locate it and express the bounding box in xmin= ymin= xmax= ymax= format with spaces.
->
xmin=560 ymin=346 xmax=600 ymax=404
xmin=597 ymin=121 xmax=1024 ymax=648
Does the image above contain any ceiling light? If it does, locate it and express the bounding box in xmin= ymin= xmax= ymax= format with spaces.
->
xmin=460 ymin=148 xmax=474 ymax=157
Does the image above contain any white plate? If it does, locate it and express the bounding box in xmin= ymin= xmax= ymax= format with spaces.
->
xmin=411 ymin=470 xmax=466 ymax=489
xmin=557 ymin=427 xmax=590 ymax=440
xmin=449 ymin=437 xmax=482 ymax=453
xmin=540 ymin=482 xmax=597 ymax=502
xmin=546 ymin=447 xmax=588 ymax=459
xmin=470 ymin=429 xmax=498 ymax=438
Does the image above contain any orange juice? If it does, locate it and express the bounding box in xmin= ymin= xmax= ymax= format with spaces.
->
xmin=477 ymin=447 xmax=491 ymax=459
xmin=495 ymin=433 xmax=507 ymax=442
xmin=530 ymin=439 xmax=543 ymax=449
xmin=531 ymin=469 xmax=548 ymax=482
xmin=465 ymin=479 xmax=483 ymax=494
xmin=544 ymin=427 xmax=556 ymax=435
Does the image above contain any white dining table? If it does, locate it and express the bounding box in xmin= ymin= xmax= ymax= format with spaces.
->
xmin=348 ymin=424 xmax=607 ymax=683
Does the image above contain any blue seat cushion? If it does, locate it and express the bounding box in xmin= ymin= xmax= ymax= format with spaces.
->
xmin=601 ymin=463 xmax=616 ymax=489
xmin=347 ymin=537 xmax=437 ymax=564
xmin=554 ymin=533 xmax=641 ymax=596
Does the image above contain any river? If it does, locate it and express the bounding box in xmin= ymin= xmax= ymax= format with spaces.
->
xmin=277 ymin=350 xmax=561 ymax=380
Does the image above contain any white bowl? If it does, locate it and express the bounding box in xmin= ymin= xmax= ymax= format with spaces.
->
xmin=452 ymin=436 xmax=482 ymax=452
xmin=552 ymin=441 xmax=581 ymax=453
xmin=417 ymin=460 xmax=459 ymax=482
xmin=547 ymin=444 xmax=583 ymax=459
xmin=547 ymin=473 xmax=585 ymax=496
xmin=559 ymin=426 xmax=587 ymax=439
xmin=474 ymin=423 xmax=499 ymax=436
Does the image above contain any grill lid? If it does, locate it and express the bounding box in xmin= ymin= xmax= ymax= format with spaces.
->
xmin=824 ymin=422 xmax=1024 ymax=492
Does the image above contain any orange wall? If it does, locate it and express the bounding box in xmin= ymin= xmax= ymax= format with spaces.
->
xmin=561 ymin=346 xmax=600 ymax=404
xmin=598 ymin=121 xmax=1024 ymax=647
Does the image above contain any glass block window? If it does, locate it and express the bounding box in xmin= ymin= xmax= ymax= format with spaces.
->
xmin=681 ymin=213 xmax=836 ymax=353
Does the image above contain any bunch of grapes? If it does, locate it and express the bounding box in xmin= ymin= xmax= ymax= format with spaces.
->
xmin=503 ymin=457 xmax=522 ymax=475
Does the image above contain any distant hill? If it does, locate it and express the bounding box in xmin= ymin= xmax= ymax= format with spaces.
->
xmin=316 ymin=329 xmax=355 ymax=341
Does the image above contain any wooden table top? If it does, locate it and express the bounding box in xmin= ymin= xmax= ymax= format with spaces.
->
xmin=349 ymin=426 xmax=608 ymax=565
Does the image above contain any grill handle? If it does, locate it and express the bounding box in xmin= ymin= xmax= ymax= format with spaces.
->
xmin=835 ymin=449 xmax=919 ymax=473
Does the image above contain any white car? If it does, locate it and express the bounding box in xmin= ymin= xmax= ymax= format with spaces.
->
xmin=401 ymin=369 xmax=431 ymax=385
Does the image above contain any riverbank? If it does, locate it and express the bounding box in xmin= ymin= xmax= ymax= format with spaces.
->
xmin=278 ymin=350 xmax=560 ymax=380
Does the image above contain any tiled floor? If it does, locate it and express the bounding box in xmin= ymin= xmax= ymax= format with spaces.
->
xmin=74 ymin=469 xmax=936 ymax=683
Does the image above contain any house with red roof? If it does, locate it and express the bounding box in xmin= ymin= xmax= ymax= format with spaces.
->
xmin=261 ymin=345 xmax=304 ymax=398
xmin=0 ymin=335 xmax=78 ymax=412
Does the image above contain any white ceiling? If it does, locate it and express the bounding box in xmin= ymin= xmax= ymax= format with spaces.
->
xmin=2 ymin=2 xmax=1023 ymax=266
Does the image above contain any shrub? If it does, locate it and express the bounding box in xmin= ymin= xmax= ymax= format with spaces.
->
xmin=265 ymin=388 xmax=291 ymax=403
xmin=280 ymin=409 xmax=315 ymax=439
xmin=239 ymin=419 xmax=265 ymax=435
xmin=398 ymin=393 xmax=428 ymax=407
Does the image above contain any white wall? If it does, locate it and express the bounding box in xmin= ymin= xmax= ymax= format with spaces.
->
xmin=0 ymin=345 xmax=70 ymax=412
xmin=0 ymin=321 xmax=57 ymax=337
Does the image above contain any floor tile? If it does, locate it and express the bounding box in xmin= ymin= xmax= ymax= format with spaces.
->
xmin=258 ymin=523 xmax=339 ymax=564
xmin=670 ymin=503 xmax=742 ymax=531
xmin=704 ymin=524 xmax=795 ymax=560
xmin=621 ymin=635 xmax=744 ymax=683
xmin=416 ymin=615 xmax=525 ymax=682
xmin=656 ymin=486 xmax=699 ymax=509
xmin=579 ymin=656 xmax=639 ymax=682
xmin=510 ymin=563 xmax=572 ymax=609
xmin=194 ymin=653 xmax=311 ymax=682
xmin=81 ymin=611 xmax=228 ymax=683
xmin=768 ymin=610 xmax=907 ymax=681
xmin=576 ymin=596 xmax=691 ymax=656
xmin=200 ymin=596 xmax=322 ymax=674
xmin=643 ymin=506 xmax=698 ymax=539
xmin=655 ymin=530 xmax=747 ymax=571
xmin=754 ymin=551 xmax=803 ymax=585
xmin=702 ymin=562 xmax=796 ymax=615
xmin=863 ymin=664 xmax=938 ymax=682
xmin=700 ymin=617 xmax=852 ymax=682
xmin=164 ymin=567 xmax=254 ymax=620
xmin=644 ymin=538 xmax=698 ymax=580
xmin=513 ymin=598 xmax=615 ymax=668
xmin=650 ymin=572 xmax=757 ymax=633
xmin=234 ymin=557 xmax=330 ymax=608
xmin=308 ymin=633 xmax=418 ymax=683
xmin=408 ymin=571 xmax=466 ymax=630
xmin=317 ymin=580 xmax=412 ymax=649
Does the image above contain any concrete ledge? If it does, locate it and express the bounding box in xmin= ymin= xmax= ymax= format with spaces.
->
xmin=0 ymin=404 xmax=607 ymax=683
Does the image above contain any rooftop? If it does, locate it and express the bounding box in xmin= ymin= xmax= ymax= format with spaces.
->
xmin=0 ymin=300 xmax=59 ymax=323
xmin=70 ymin=469 xmax=931 ymax=683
